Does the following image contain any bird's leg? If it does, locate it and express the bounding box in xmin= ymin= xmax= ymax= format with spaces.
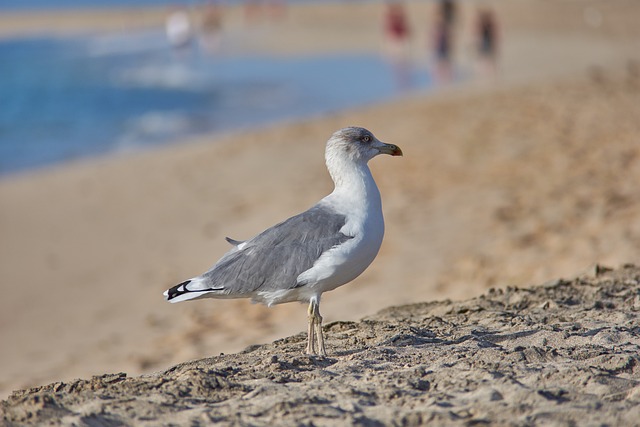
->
xmin=306 ymin=301 xmax=317 ymax=355
xmin=314 ymin=307 xmax=327 ymax=357
xmin=306 ymin=299 xmax=327 ymax=356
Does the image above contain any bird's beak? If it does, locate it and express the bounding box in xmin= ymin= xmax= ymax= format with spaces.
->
xmin=377 ymin=142 xmax=403 ymax=157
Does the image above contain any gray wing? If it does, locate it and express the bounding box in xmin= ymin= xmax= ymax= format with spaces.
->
xmin=199 ymin=204 xmax=353 ymax=296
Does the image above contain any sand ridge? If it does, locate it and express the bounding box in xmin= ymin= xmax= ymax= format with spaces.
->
xmin=3 ymin=265 xmax=640 ymax=425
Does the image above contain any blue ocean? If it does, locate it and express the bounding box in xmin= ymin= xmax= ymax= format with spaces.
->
xmin=0 ymin=23 xmax=430 ymax=175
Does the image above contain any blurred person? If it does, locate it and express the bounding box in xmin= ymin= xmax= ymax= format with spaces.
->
xmin=431 ymin=1 xmax=455 ymax=84
xmin=383 ymin=0 xmax=412 ymax=89
xmin=384 ymin=0 xmax=411 ymax=52
xmin=166 ymin=6 xmax=194 ymax=51
xmin=200 ymin=0 xmax=224 ymax=54
xmin=475 ymin=7 xmax=499 ymax=78
xmin=440 ymin=0 xmax=457 ymax=26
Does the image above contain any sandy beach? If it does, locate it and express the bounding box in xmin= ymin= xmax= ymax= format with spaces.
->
xmin=1 ymin=0 xmax=640 ymax=403
xmin=4 ymin=265 xmax=640 ymax=425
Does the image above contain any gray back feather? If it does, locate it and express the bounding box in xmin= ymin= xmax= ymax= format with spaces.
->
xmin=200 ymin=204 xmax=352 ymax=295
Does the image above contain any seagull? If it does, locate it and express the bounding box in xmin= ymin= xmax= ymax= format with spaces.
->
xmin=164 ymin=127 xmax=402 ymax=356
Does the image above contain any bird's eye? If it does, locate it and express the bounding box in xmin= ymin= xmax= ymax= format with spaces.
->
xmin=362 ymin=135 xmax=371 ymax=143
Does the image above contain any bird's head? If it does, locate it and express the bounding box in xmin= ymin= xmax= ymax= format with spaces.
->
xmin=326 ymin=127 xmax=403 ymax=163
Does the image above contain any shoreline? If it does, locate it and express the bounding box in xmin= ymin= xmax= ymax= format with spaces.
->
xmin=2 ymin=0 xmax=638 ymax=181
xmin=3 ymin=0 xmax=639 ymax=179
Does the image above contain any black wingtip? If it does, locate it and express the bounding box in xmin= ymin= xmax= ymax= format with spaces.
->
xmin=166 ymin=279 xmax=192 ymax=300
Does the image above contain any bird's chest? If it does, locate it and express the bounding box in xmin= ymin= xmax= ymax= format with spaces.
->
xmin=305 ymin=175 xmax=385 ymax=289
xmin=342 ymin=206 xmax=385 ymax=263
xmin=331 ymin=183 xmax=385 ymax=259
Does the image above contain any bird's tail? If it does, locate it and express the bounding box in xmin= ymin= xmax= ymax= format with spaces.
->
xmin=164 ymin=278 xmax=224 ymax=303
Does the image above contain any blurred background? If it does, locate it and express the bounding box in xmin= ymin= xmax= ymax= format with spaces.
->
xmin=0 ymin=0 xmax=639 ymax=399
xmin=1 ymin=0 xmax=432 ymax=175
xmin=1 ymin=0 xmax=636 ymax=175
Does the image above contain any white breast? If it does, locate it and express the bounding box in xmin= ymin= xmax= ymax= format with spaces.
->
xmin=296 ymin=161 xmax=385 ymax=297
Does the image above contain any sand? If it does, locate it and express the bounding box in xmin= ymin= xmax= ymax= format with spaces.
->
xmin=1 ymin=0 xmax=640 ymax=411
xmin=3 ymin=265 xmax=640 ymax=425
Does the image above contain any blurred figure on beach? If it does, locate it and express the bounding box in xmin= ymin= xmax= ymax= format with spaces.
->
xmin=474 ymin=7 xmax=499 ymax=78
xmin=199 ymin=0 xmax=224 ymax=54
xmin=430 ymin=0 xmax=457 ymax=84
xmin=440 ymin=0 xmax=457 ymax=27
xmin=384 ymin=1 xmax=411 ymax=57
xmin=166 ymin=5 xmax=194 ymax=53
xmin=382 ymin=0 xmax=412 ymax=90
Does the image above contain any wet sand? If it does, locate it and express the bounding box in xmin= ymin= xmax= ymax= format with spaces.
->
xmin=1 ymin=0 xmax=639 ymax=402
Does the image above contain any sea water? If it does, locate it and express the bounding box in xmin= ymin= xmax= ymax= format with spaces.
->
xmin=0 ymin=31 xmax=430 ymax=175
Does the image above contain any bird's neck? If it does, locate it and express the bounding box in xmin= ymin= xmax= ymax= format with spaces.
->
xmin=327 ymin=157 xmax=381 ymax=209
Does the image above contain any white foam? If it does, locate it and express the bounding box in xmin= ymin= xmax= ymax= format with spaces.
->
xmin=114 ymin=63 xmax=205 ymax=90
xmin=87 ymin=31 xmax=167 ymax=57
xmin=114 ymin=111 xmax=193 ymax=152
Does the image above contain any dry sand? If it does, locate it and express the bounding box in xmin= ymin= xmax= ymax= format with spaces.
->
xmin=1 ymin=0 xmax=640 ymax=409
xmin=3 ymin=265 xmax=640 ymax=425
